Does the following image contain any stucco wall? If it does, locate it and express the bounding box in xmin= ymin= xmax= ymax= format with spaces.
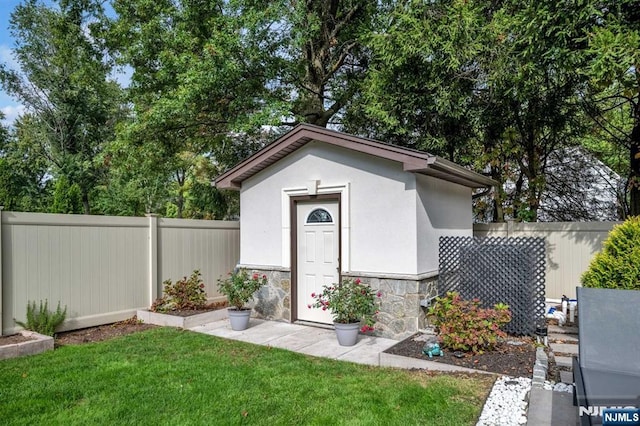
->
xmin=240 ymin=141 xmax=420 ymax=275
xmin=416 ymin=174 xmax=473 ymax=273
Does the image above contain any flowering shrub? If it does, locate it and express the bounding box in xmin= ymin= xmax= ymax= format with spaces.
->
xmin=217 ymin=269 xmax=267 ymax=310
xmin=151 ymin=270 xmax=207 ymax=312
xmin=428 ymin=291 xmax=511 ymax=354
xmin=309 ymin=278 xmax=381 ymax=332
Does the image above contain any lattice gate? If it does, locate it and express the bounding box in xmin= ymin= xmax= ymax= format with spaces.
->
xmin=438 ymin=236 xmax=546 ymax=335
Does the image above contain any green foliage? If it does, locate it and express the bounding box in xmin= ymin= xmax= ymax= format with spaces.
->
xmin=581 ymin=216 xmax=640 ymax=290
xmin=309 ymin=278 xmax=381 ymax=330
xmin=151 ymin=270 xmax=208 ymax=312
xmin=15 ymin=300 xmax=67 ymax=336
xmin=584 ymin=1 xmax=640 ymax=216
xmin=50 ymin=176 xmax=83 ymax=214
xmin=1 ymin=0 xmax=637 ymax=220
xmin=0 ymin=115 xmax=52 ymax=212
xmin=348 ymin=0 xmax=588 ymax=222
xmin=428 ymin=292 xmax=512 ymax=354
xmin=217 ymin=269 xmax=267 ymax=310
xmin=0 ymin=0 xmax=125 ymax=214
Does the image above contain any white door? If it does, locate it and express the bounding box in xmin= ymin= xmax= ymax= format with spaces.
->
xmin=296 ymin=200 xmax=339 ymax=324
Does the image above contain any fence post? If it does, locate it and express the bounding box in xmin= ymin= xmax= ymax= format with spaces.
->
xmin=0 ymin=206 xmax=3 ymax=335
xmin=147 ymin=214 xmax=159 ymax=306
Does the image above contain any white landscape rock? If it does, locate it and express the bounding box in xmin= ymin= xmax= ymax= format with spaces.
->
xmin=552 ymin=382 xmax=573 ymax=393
xmin=477 ymin=376 xmax=532 ymax=426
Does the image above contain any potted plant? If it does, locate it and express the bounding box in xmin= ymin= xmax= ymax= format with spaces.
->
xmin=309 ymin=278 xmax=381 ymax=346
xmin=217 ymin=269 xmax=267 ymax=330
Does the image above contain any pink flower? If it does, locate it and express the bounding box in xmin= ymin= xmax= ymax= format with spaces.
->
xmin=311 ymin=292 xmax=316 ymax=298
xmin=322 ymin=306 xmax=327 ymax=311
xmin=307 ymin=304 xmax=312 ymax=309
xmin=376 ymin=291 xmax=382 ymax=298
xmin=355 ymin=278 xmax=361 ymax=285
xmin=262 ymin=275 xmax=267 ymax=280
xmin=252 ymin=273 xmax=259 ymax=280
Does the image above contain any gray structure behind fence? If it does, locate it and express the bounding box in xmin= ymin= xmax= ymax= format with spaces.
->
xmin=438 ymin=236 xmax=546 ymax=335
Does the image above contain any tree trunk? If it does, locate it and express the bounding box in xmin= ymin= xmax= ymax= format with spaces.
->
xmin=491 ymin=165 xmax=505 ymax=222
xmin=176 ymin=193 xmax=184 ymax=219
xmin=629 ymin=119 xmax=640 ymax=216
xmin=176 ymin=170 xmax=185 ymax=219
xmin=82 ymin=190 xmax=90 ymax=215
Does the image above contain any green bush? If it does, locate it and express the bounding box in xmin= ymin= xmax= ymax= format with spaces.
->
xmin=15 ymin=300 xmax=67 ymax=336
xmin=151 ymin=270 xmax=208 ymax=312
xmin=427 ymin=292 xmax=511 ymax=354
xmin=581 ymin=216 xmax=640 ymax=290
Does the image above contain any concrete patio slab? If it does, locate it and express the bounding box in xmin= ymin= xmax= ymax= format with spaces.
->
xmin=548 ymin=325 xmax=578 ymax=335
xmin=555 ymin=356 xmax=574 ymax=369
xmin=560 ymin=370 xmax=574 ymax=384
xmin=550 ymin=343 xmax=578 ymax=355
xmin=335 ymin=336 xmax=397 ymax=365
xmin=189 ymin=320 xmax=230 ymax=333
xmin=296 ymin=337 xmax=364 ymax=359
xmin=527 ymin=386 xmax=578 ymax=425
xmin=266 ymin=329 xmax=335 ymax=352
xmin=549 ymin=333 xmax=578 ymax=343
xmin=189 ymin=319 xmax=397 ymax=367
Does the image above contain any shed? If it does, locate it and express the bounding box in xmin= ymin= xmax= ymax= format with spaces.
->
xmin=215 ymin=124 xmax=496 ymax=339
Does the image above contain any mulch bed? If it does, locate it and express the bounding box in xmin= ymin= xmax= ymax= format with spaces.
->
xmin=55 ymin=302 xmax=228 ymax=346
xmin=0 ymin=334 xmax=35 ymax=345
xmin=384 ymin=333 xmax=536 ymax=378
xmin=161 ymin=301 xmax=228 ymax=317
xmin=55 ymin=316 xmax=156 ymax=346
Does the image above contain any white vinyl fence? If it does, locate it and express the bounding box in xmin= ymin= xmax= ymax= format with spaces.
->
xmin=473 ymin=221 xmax=619 ymax=300
xmin=0 ymin=210 xmax=618 ymax=335
xmin=1 ymin=210 xmax=239 ymax=335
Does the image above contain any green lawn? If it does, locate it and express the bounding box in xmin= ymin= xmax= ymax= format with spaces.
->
xmin=0 ymin=328 xmax=494 ymax=425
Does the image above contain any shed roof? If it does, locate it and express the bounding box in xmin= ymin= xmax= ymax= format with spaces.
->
xmin=214 ymin=124 xmax=497 ymax=190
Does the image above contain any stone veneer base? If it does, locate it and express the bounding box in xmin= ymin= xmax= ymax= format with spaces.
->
xmin=242 ymin=266 xmax=438 ymax=341
xmin=0 ymin=330 xmax=54 ymax=360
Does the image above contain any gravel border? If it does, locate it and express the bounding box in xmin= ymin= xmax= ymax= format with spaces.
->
xmin=476 ymin=344 xmax=575 ymax=425
xmin=476 ymin=376 xmax=531 ymax=425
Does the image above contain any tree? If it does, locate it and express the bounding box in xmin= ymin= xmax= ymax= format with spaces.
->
xmin=228 ymin=0 xmax=379 ymax=128
xmin=0 ymin=114 xmax=52 ymax=211
xmin=51 ymin=175 xmax=83 ymax=214
xmin=347 ymin=0 xmax=588 ymax=222
xmin=106 ymin=0 xmax=267 ymax=217
xmin=94 ymin=134 xmax=171 ymax=216
xmin=576 ymin=0 xmax=640 ymax=216
xmin=0 ymin=0 xmax=124 ymax=214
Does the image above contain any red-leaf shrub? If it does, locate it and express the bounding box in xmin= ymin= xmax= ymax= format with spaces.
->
xmin=427 ymin=291 xmax=511 ymax=354
xmin=151 ymin=270 xmax=208 ymax=312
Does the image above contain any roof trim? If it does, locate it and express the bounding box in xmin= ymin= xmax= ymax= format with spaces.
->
xmin=214 ymin=124 xmax=497 ymax=190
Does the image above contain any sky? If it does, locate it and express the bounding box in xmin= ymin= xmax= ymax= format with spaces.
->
xmin=0 ymin=0 xmax=128 ymax=127
xmin=0 ymin=0 xmax=27 ymax=126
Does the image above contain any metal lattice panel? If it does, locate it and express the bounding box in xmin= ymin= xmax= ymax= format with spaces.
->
xmin=438 ymin=236 xmax=546 ymax=335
